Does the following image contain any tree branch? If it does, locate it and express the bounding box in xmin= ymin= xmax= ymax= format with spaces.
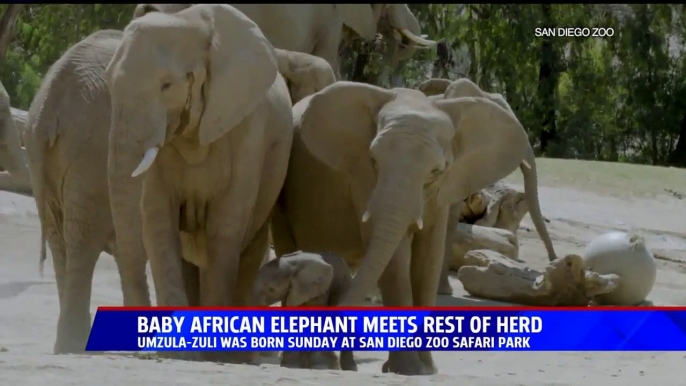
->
xmin=0 ymin=4 xmax=23 ymax=65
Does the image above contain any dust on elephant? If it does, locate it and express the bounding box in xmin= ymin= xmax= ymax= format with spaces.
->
xmin=416 ymin=77 xmax=557 ymax=295
xmin=0 ymin=81 xmax=32 ymax=196
xmin=22 ymin=30 xmax=152 ymax=355
xmin=106 ymin=4 xmax=294 ymax=362
xmin=132 ymin=4 xmax=436 ymax=78
xmin=271 ymin=81 xmax=557 ymax=375
xmin=250 ymin=251 xmax=357 ymax=371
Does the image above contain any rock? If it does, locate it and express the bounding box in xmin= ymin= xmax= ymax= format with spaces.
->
xmin=456 ymin=251 xmax=621 ymax=306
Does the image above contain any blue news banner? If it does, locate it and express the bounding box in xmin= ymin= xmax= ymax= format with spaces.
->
xmin=85 ymin=307 xmax=686 ymax=352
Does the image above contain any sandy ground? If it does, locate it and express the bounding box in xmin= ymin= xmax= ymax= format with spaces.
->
xmin=1 ymin=159 xmax=685 ymax=385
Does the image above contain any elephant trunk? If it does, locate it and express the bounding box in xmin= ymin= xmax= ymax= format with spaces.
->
xmin=107 ymin=102 xmax=166 ymax=307
xmin=521 ymin=147 xmax=557 ymax=262
xmin=341 ymin=181 xmax=422 ymax=306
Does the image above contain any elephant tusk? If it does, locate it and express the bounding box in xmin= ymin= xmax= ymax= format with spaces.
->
xmin=522 ymin=159 xmax=532 ymax=169
xmin=398 ymin=28 xmax=437 ymax=47
xmin=131 ymin=147 xmax=159 ymax=177
xmin=362 ymin=211 xmax=371 ymax=223
xmin=415 ymin=218 xmax=424 ymax=230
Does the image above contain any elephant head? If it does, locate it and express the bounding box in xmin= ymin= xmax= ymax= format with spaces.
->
xmin=275 ymin=49 xmax=337 ymax=105
xmin=249 ymin=252 xmax=334 ymax=307
xmin=339 ymin=4 xmax=435 ymax=63
xmin=376 ymin=4 xmax=436 ymax=63
xmin=106 ymin=4 xmax=278 ymax=176
xmin=297 ymin=81 xmax=556 ymax=305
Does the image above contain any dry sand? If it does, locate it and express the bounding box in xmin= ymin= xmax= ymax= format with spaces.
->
xmin=1 ymin=159 xmax=685 ymax=385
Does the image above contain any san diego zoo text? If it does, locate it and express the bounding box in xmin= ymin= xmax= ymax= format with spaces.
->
xmin=137 ymin=335 xmax=530 ymax=350
xmin=535 ymin=27 xmax=615 ymax=37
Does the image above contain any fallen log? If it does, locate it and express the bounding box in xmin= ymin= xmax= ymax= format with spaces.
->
xmin=457 ymin=250 xmax=621 ymax=306
xmin=448 ymin=223 xmax=519 ymax=271
xmin=474 ymin=182 xmax=529 ymax=233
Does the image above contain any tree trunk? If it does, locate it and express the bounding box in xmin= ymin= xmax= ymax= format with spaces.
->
xmin=536 ymin=4 xmax=559 ymax=154
xmin=0 ymin=5 xmax=23 ymax=65
xmin=668 ymin=109 xmax=686 ymax=167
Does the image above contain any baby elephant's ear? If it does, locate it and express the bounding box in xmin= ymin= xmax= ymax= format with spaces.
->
xmin=285 ymin=255 xmax=334 ymax=307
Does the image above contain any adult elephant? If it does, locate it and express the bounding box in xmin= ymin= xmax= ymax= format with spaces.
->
xmin=0 ymin=81 xmax=32 ymax=196
xmin=22 ymin=29 xmax=150 ymax=355
xmin=18 ymin=20 xmax=334 ymax=355
xmin=271 ymin=82 xmax=558 ymax=375
xmin=133 ymin=4 xmax=436 ymax=77
xmin=106 ymin=4 xmax=296 ymax=361
xmin=416 ymin=78 xmax=557 ymax=294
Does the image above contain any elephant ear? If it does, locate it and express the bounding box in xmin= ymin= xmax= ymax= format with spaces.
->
xmin=298 ymin=81 xmax=394 ymax=174
xmin=336 ymin=4 xmax=378 ymax=41
xmin=184 ymin=4 xmax=278 ymax=146
xmin=285 ymin=255 xmax=334 ymax=306
xmin=418 ymin=78 xmax=452 ymax=96
xmin=434 ymin=97 xmax=530 ymax=207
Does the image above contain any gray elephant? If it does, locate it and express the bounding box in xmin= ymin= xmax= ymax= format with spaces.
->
xmin=18 ymin=15 xmax=332 ymax=355
xmin=106 ymin=4 xmax=298 ymax=362
xmin=0 ymin=81 xmax=32 ymax=196
xmin=132 ymin=4 xmax=436 ymax=78
xmin=271 ymin=81 xmax=558 ymax=375
xmin=416 ymin=77 xmax=557 ymax=295
xmin=250 ymin=251 xmax=357 ymax=371
xmin=22 ymin=29 xmax=149 ymax=355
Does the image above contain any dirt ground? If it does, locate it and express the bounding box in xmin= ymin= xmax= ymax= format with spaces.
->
xmin=1 ymin=158 xmax=685 ymax=385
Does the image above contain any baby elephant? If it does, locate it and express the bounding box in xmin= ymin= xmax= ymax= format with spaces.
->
xmin=250 ymin=251 xmax=357 ymax=371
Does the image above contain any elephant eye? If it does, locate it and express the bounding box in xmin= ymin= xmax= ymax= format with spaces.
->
xmin=161 ymin=82 xmax=172 ymax=92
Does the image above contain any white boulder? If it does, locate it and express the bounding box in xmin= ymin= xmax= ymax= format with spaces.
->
xmin=582 ymin=232 xmax=656 ymax=305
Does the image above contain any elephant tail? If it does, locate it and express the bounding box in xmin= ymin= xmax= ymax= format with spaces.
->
xmin=39 ymin=231 xmax=47 ymax=277
xmin=521 ymin=146 xmax=557 ymax=262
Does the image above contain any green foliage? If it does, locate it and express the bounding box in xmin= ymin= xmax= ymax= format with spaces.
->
xmin=1 ymin=4 xmax=685 ymax=166
xmin=0 ymin=4 xmax=135 ymax=109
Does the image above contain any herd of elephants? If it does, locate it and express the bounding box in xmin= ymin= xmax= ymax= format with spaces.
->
xmin=0 ymin=4 xmax=560 ymax=376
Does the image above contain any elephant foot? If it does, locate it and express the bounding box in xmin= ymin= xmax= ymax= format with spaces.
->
xmin=382 ymin=352 xmax=436 ymax=376
xmin=340 ymin=354 xmax=357 ymax=372
xmin=157 ymin=350 xmax=203 ymax=362
xmin=310 ymin=351 xmax=340 ymax=370
xmin=53 ymin=341 xmax=87 ymax=355
xmin=437 ymin=275 xmax=454 ymax=296
xmin=280 ymin=351 xmax=305 ymax=369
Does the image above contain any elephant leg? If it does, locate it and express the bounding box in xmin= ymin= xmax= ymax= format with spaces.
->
xmin=377 ymin=236 xmax=427 ymax=376
xmin=181 ymin=259 xmax=200 ymax=307
xmin=270 ymin=197 xmax=298 ymax=257
xmin=235 ymin=221 xmax=270 ymax=306
xmin=410 ymin=208 xmax=450 ymax=375
xmin=340 ymin=350 xmax=357 ymax=371
xmin=53 ymin=206 xmax=104 ymax=354
xmin=438 ymin=204 xmax=461 ymax=295
xmin=112 ymin=246 xmax=150 ymax=308
xmin=142 ymin=184 xmax=200 ymax=362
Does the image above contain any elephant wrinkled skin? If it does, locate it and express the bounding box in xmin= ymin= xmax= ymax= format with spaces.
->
xmin=272 ymin=81 xmax=556 ymax=375
xmin=106 ymin=4 xmax=294 ymax=362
